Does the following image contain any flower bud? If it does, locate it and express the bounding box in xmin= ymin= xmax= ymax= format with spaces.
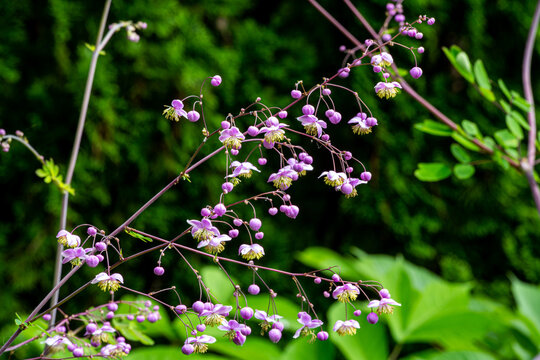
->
xmin=233 ymin=218 xmax=243 ymax=226
xmin=214 ymin=203 xmax=227 ymax=216
xmin=196 ymin=324 xmax=206 ymax=332
xmin=258 ymin=157 xmax=267 ymax=166
xmin=302 ymin=105 xmax=315 ymax=115
xmin=322 ymin=88 xmax=331 ymax=96
xmin=211 ymin=75 xmax=222 ymax=86
xmin=354 ymin=309 xmax=362 ymax=316
xmin=291 ymin=90 xmax=302 ymax=99
xmin=192 ymin=301 xmax=205 ymax=314
xmin=410 ymin=66 xmax=423 ymax=79
xmin=153 ymin=266 xmax=165 ymax=276
xmin=249 ymin=218 xmax=262 ymax=231
xmin=360 ymin=171 xmax=372 ymax=182
xmin=268 ymin=207 xmax=278 ymax=216
xmin=248 ymin=284 xmax=260 ymax=295
xmin=367 ymin=312 xmax=379 ymax=324
xmin=182 ymin=344 xmax=194 ymax=355
xmin=314 ymin=277 xmax=322 ymax=284
xmin=278 ymin=110 xmax=288 ymax=119
xmin=229 ymin=229 xmax=239 ymax=238
xmin=240 ymin=307 xmax=254 ymax=320
xmin=317 ymin=331 xmax=329 ymax=341
xmin=269 ymin=329 xmax=282 ymax=343
xmin=86 ymin=255 xmax=99 ymax=267
xmin=272 ymin=322 xmax=284 ymax=331
xmin=175 ymin=304 xmax=187 ymax=314
xmin=187 ymin=111 xmax=200 ymax=122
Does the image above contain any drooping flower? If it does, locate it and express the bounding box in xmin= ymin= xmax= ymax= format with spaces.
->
xmin=332 ymin=283 xmax=360 ymax=303
xmin=43 ymin=335 xmax=73 ymax=352
xmin=287 ymin=158 xmax=313 ymax=176
xmin=333 ymin=319 xmax=360 ymax=336
xmin=91 ymin=273 xmax=124 ymax=292
xmin=100 ymin=342 xmax=130 ymax=357
xmin=335 ymin=178 xmax=367 ymax=198
xmin=184 ymin=335 xmax=216 ymax=354
xmin=319 ymin=171 xmax=347 ymax=187
xmin=219 ymin=126 xmax=245 ymax=150
xmin=200 ymin=304 xmax=233 ymax=326
xmin=186 ymin=218 xmax=220 ymax=242
xmin=218 ymin=319 xmax=249 ymax=346
xmin=56 ymin=230 xmax=81 ymax=248
xmin=268 ymin=167 xmax=298 ymax=190
xmin=228 ymin=161 xmax=261 ymax=179
xmin=297 ymin=112 xmax=327 ymax=138
xmin=163 ymin=99 xmax=188 ymax=121
xmin=62 ymin=247 xmax=93 ymax=266
xmin=374 ymin=81 xmax=402 ymax=99
xmin=371 ymin=52 xmax=393 ymax=67
xmin=255 ymin=310 xmax=283 ymax=332
xmin=259 ymin=117 xmax=288 ymax=146
xmin=348 ymin=113 xmax=377 ymax=135
xmin=293 ymin=312 xmax=323 ymax=340
xmin=197 ymin=234 xmax=232 ymax=254
xmin=367 ymin=297 xmax=402 ymax=314
xmin=88 ymin=322 xmax=116 ymax=344
xmin=238 ymin=244 xmax=265 ymax=260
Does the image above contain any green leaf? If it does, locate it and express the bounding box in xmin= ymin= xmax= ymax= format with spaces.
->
xmin=403 ymin=350 xmax=497 ymax=360
xmin=451 ymin=132 xmax=481 ymax=152
xmin=414 ymin=163 xmax=452 ymax=182
xmin=461 ymin=120 xmax=481 ymax=138
xmin=114 ymin=320 xmax=155 ymax=345
xmin=450 ymin=144 xmax=471 ymax=163
xmin=498 ymin=79 xmax=512 ymax=101
xmin=296 ymin=247 xmax=358 ymax=279
xmin=281 ymin=336 xmax=336 ymax=360
xmin=442 ymin=46 xmax=474 ymax=83
xmin=492 ymin=150 xmax=511 ymax=170
xmin=511 ymin=110 xmax=530 ymax=130
xmin=124 ymin=228 xmax=153 ymax=242
xmin=35 ymin=169 xmax=46 ymax=178
xmin=505 ymin=114 xmax=524 ymax=140
xmin=511 ymin=91 xmax=531 ymax=112
xmin=499 ymin=99 xmax=511 ymax=113
xmin=128 ymin=346 xmax=224 ymax=360
xmin=478 ymin=87 xmax=495 ymax=102
xmin=494 ymin=129 xmax=519 ymax=148
xmin=414 ymin=120 xmax=453 ymax=136
xmin=200 ymin=266 xmax=235 ymax=301
xmin=453 ymin=164 xmax=475 ymax=180
xmin=511 ymin=276 xmax=540 ymax=343
xmin=473 ymin=59 xmax=491 ymax=90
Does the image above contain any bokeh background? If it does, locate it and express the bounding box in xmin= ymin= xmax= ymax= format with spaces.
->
xmin=1 ymin=0 xmax=540 ymax=359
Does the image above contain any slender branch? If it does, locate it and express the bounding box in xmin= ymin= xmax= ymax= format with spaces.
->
xmin=50 ymin=0 xmax=112 ymax=327
xmin=1 ymin=135 xmax=45 ymax=163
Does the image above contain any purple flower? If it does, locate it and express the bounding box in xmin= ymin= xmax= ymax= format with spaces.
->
xmin=62 ymin=247 xmax=93 ymax=266
xmin=56 ymin=230 xmax=81 ymax=248
xmin=187 ymin=218 xmax=220 ymax=241
xmin=219 ymin=126 xmax=245 ymax=150
xmin=297 ymin=114 xmax=327 ymax=138
xmin=335 ymin=178 xmax=366 ymax=198
xmin=218 ymin=320 xmax=249 ymax=346
xmin=172 ymin=99 xmax=188 ymax=118
xmin=293 ymin=312 xmax=323 ymax=339
xmin=255 ymin=310 xmax=283 ymax=332
xmin=371 ymin=52 xmax=393 ymax=67
xmin=333 ymin=319 xmax=360 ymax=336
xmin=319 ymin=171 xmax=347 ymax=187
xmin=348 ymin=113 xmax=377 ymax=135
xmin=375 ymin=81 xmax=402 ymax=99
xmin=238 ymin=244 xmax=265 ymax=260
xmin=332 ymin=283 xmax=360 ymax=302
xmin=91 ymin=273 xmax=124 ymax=292
xmin=287 ymin=158 xmax=313 ymax=176
xmin=200 ymin=304 xmax=233 ymax=326
xmin=43 ymin=335 xmax=73 ymax=350
xmin=88 ymin=322 xmax=116 ymax=343
xmin=100 ymin=342 xmax=130 ymax=357
xmin=197 ymin=234 xmax=232 ymax=254
xmin=228 ymin=161 xmax=260 ymax=178
xmin=268 ymin=167 xmax=298 ymax=190
xmin=410 ymin=66 xmax=423 ymax=79
xmin=259 ymin=117 xmax=288 ymax=146
xmin=185 ymin=335 xmax=216 ymax=354
xmin=368 ymin=297 xmax=401 ymax=314
xmin=211 ymin=75 xmax=222 ymax=86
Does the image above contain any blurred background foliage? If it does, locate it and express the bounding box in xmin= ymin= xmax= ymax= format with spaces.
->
xmin=1 ymin=0 xmax=539 ymax=358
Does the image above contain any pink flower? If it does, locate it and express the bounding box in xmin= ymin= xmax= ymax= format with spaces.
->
xmin=91 ymin=273 xmax=124 ymax=292
xmin=293 ymin=312 xmax=323 ymax=339
xmin=333 ymin=319 xmax=360 ymax=336
xmin=238 ymin=244 xmax=265 ymax=260
xmin=332 ymin=283 xmax=360 ymax=302
xmin=219 ymin=126 xmax=245 ymax=150
xmin=368 ymin=297 xmax=401 ymax=314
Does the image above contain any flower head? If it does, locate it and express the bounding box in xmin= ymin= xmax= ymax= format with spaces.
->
xmin=238 ymin=244 xmax=265 ymax=260
xmin=91 ymin=273 xmax=124 ymax=292
xmin=319 ymin=171 xmax=347 ymax=187
xmin=368 ymin=297 xmax=401 ymax=314
xmin=187 ymin=218 xmax=220 ymax=242
xmin=335 ymin=178 xmax=366 ymax=198
xmin=200 ymin=304 xmax=233 ymax=326
xmin=297 ymin=114 xmax=327 ymax=138
xmin=56 ymin=230 xmax=80 ymax=248
xmin=62 ymin=247 xmax=93 ymax=266
xmin=255 ymin=310 xmax=283 ymax=332
xmin=375 ymin=81 xmax=402 ymax=99
xmin=228 ymin=161 xmax=260 ymax=179
xmin=268 ymin=167 xmax=298 ymax=190
xmin=219 ymin=126 xmax=245 ymax=150
xmin=260 ymin=117 xmax=288 ymax=145
xmin=287 ymin=157 xmax=313 ymax=176
xmin=185 ymin=335 xmax=216 ymax=353
xmin=100 ymin=342 xmax=130 ymax=357
xmin=371 ymin=52 xmax=393 ymax=67
xmin=197 ymin=234 xmax=232 ymax=254
xmin=332 ymin=283 xmax=360 ymax=302
xmin=88 ymin=322 xmax=116 ymax=344
xmin=163 ymin=99 xmax=188 ymax=121
xmin=218 ymin=320 xmax=249 ymax=345
xmin=293 ymin=312 xmax=323 ymax=340
xmin=43 ymin=335 xmax=73 ymax=352
xmin=333 ymin=319 xmax=360 ymax=336
xmin=348 ymin=113 xmax=377 ymax=135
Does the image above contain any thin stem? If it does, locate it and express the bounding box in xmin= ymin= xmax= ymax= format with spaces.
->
xmin=50 ymin=0 xmax=113 ymax=326
xmin=1 ymin=135 xmax=45 ymax=163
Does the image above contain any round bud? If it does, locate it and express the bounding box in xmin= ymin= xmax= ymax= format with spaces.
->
xmin=86 ymin=255 xmax=99 ymax=268
xmin=339 ymin=45 xmax=346 ymax=52
xmin=322 ymin=88 xmax=331 ymax=96
xmin=107 ymin=302 xmax=118 ymax=312
xmin=280 ymin=205 xmax=290 ymax=213
xmin=415 ymin=32 xmax=423 ymax=39
xmin=291 ymin=90 xmax=302 ymax=99
xmin=283 ymin=194 xmax=291 ymax=202
xmin=87 ymin=227 xmax=97 ymax=236
xmin=330 ymin=112 xmax=342 ymax=125
xmin=222 ymin=182 xmax=234 ymax=193
xmin=418 ymin=47 xmax=425 ymax=54
xmin=287 ymin=205 xmax=299 ymax=219
xmin=56 ymin=325 xmax=66 ymax=333
xmin=249 ymin=218 xmax=262 ymax=231
xmin=240 ymin=307 xmax=254 ymax=320
xmin=229 ymin=229 xmax=239 ymax=238
xmin=427 ymin=17 xmax=435 ymax=25
xmin=211 ymin=75 xmax=222 ymax=86
xmin=360 ymin=171 xmax=372 ymax=182
xmin=395 ymin=14 xmax=405 ymax=22
xmin=298 ymin=152 xmax=308 ymax=161
xmin=272 ymin=322 xmax=284 ymax=331
xmin=302 ymin=104 xmax=315 ymax=115
xmin=86 ymin=323 xmax=98 ymax=334
xmin=0 ymin=129 xmax=5 ymax=137
xmin=73 ymin=348 xmax=84 ymax=357
xmin=366 ymin=117 xmax=378 ymax=127
xmin=354 ymin=309 xmax=362 ymax=316
xmin=344 ymin=151 xmax=352 ymax=160
xmin=182 ymin=344 xmax=194 ymax=355
xmin=241 ymin=326 xmax=252 ymax=336
xmin=127 ymin=314 xmax=135 ymax=320
xmin=258 ymin=157 xmax=267 ymax=166
xmin=317 ymin=331 xmax=329 ymax=341
xmin=196 ymin=324 xmax=206 ymax=332
xmin=96 ymin=254 xmax=104 ymax=262
xmin=341 ymin=183 xmax=353 ymax=195
xmin=278 ymin=110 xmax=288 ymax=119
xmin=201 ymin=208 xmax=211 ymax=217
xmin=204 ymin=302 xmax=214 ymax=310
xmin=325 ymin=109 xmax=335 ymax=119
xmin=266 ymin=116 xmax=279 ymax=127
xmin=321 ymin=134 xmax=330 ymax=142
xmin=383 ymin=72 xmax=390 ymax=79
xmin=367 ymin=312 xmax=379 ymax=324
xmin=380 ymin=288 xmax=391 ymax=298
xmin=410 ymin=66 xmax=423 ymax=79
xmin=175 ymin=304 xmax=187 ymax=314
xmin=67 ymin=343 xmax=76 ymax=352
xmin=221 ymin=121 xmax=230 ymax=130
xmin=187 ymin=111 xmax=200 ymax=122
xmin=154 ymin=266 xmax=165 ymax=276
xmin=43 ymin=314 xmax=52 ymax=321
xmin=106 ymin=311 xmax=114 ymax=320
xmin=332 ymin=274 xmax=341 ymax=282
xmin=303 ymin=156 xmax=313 ymax=165
xmin=346 ymin=166 xmax=354 ymax=173
xmin=230 ymin=147 xmax=239 ymax=155
xmin=268 ymin=329 xmax=282 ymax=343
xmin=247 ymin=126 xmax=259 ymax=136
xmin=214 ymin=203 xmax=227 ymax=216
xmin=136 ymin=315 xmax=145 ymax=323
xmin=382 ymin=33 xmax=392 ymax=42
xmin=95 ymin=242 xmax=107 ymax=252
xmin=233 ymin=218 xmax=243 ymax=227
xmin=248 ymin=284 xmax=260 ymax=295
xmin=338 ymin=67 xmax=350 ymax=78
xmin=255 ymin=232 xmax=264 ymax=240
xmin=192 ymin=301 xmax=205 ymax=314
xmin=268 ymin=207 xmax=278 ymax=216
xmin=373 ymin=65 xmax=382 ymax=73
xmin=314 ymin=277 xmax=322 ymax=284
xmin=323 ymin=291 xmax=330 ymax=298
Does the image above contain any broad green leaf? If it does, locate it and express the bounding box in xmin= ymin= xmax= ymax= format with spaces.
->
xmin=505 ymin=114 xmax=524 ymax=140
xmin=478 ymin=87 xmax=495 ymax=102
xmin=450 ymin=144 xmax=471 ymax=163
xmin=492 ymin=151 xmax=511 ymax=170
xmin=211 ymin=336 xmax=282 ymax=360
xmin=35 ymin=169 xmax=47 ymax=177
xmin=414 ymin=163 xmax=452 ymax=182
xmin=280 ymin=336 xmax=336 ymax=360
xmin=494 ymin=129 xmax=519 ymax=148
xmin=128 ymin=346 xmax=224 ymax=360
xmin=414 ymin=120 xmax=453 ymax=137
xmin=296 ymin=247 xmax=358 ymax=279
xmin=327 ymin=302 xmax=388 ymax=360
xmin=455 ymin=52 xmax=474 ymax=83
xmin=124 ymin=228 xmax=153 ymax=242
xmin=113 ymin=320 xmax=155 ymax=345
xmin=498 ymin=79 xmax=512 ymax=101
xmin=461 ymin=120 xmax=481 ymax=138
xmin=454 ymin=164 xmax=475 ymax=179
xmin=473 ymin=60 xmax=491 ymax=90
xmin=499 ymin=99 xmax=511 ymax=113
xmin=511 ymin=276 xmax=540 ymax=343
xmin=511 ymin=110 xmax=530 ymax=130
xmin=483 ymin=137 xmax=496 ymax=151
xmin=403 ymin=350 xmax=497 ymax=360
xmin=451 ymin=133 xmax=481 ymax=152
xmin=200 ymin=266 xmax=235 ymax=302
xmin=510 ymin=91 xmax=531 ymax=112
